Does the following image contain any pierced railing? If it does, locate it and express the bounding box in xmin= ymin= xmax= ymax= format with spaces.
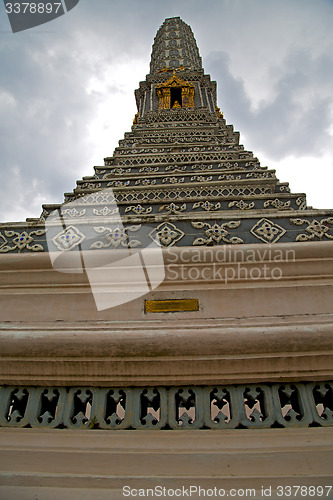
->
xmin=0 ymin=382 xmax=332 ymax=430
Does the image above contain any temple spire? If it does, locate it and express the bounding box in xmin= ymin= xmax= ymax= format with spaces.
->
xmin=134 ymin=17 xmax=215 ymax=119
xmin=2 ymin=16 xmax=333 ymax=253
xmin=150 ymin=17 xmax=202 ymax=74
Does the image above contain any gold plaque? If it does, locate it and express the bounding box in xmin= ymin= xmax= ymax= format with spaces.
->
xmin=145 ymin=299 xmax=199 ymax=313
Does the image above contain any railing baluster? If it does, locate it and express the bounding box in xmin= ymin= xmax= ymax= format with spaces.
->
xmin=0 ymin=382 xmax=331 ymax=430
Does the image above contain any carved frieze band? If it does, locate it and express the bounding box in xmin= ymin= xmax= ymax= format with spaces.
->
xmin=0 ymin=382 xmax=331 ymax=430
xmin=0 ymin=229 xmax=46 ymax=253
xmin=1 ymin=216 xmax=332 ymax=252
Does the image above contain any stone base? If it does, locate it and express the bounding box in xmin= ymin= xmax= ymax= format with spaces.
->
xmin=0 ymin=241 xmax=333 ymax=387
xmin=0 ymin=428 xmax=332 ymax=499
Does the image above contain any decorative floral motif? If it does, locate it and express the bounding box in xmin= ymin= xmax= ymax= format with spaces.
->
xmin=135 ymin=179 xmax=156 ymax=186
xmin=191 ymin=164 xmax=213 ymax=171
xmin=107 ymin=180 xmax=130 ymax=187
xmin=38 ymin=210 xmax=49 ymax=222
xmin=191 ymin=175 xmax=212 ymax=182
xmin=78 ymin=182 xmax=101 ymax=190
xmin=91 ymin=225 xmax=142 ymax=249
xmin=139 ymin=167 xmax=159 ymax=173
xmin=290 ymin=218 xmax=333 ymax=241
xmin=296 ymin=197 xmax=307 ymax=210
xmin=158 ymin=203 xmax=186 ymax=214
xmin=124 ymin=205 xmax=152 ymax=215
xmin=228 ymin=200 xmax=255 ymax=210
xmin=263 ymin=199 xmax=291 ymax=210
xmin=0 ymin=233 xmax=8 ymax=251
xmin=52 ymin=226 xmax=85 ymax=251
xmin=165 ymin=165 xmax=186 ymax=172
xmin=93 ymin=206 xmax=119 ymax=216
xmin=192 ymin=201 xmax=220 ymax=211
xmin=218 ymin=174 xmax=241 ymax=180
xmin=222 ymin=162 xmax=239 ymax=170
xmin=107 ymin=168 xmax=131 ymax=176
xmin=149 ymin=222 xmax=185 ymax=247
xmin=279 ymin=185 xmax=291 ymax=193
xmin=162 ymin=176 xmax=184 ymax=184
xmin=192 ymin=221 xmax=243 ymax=245
xmin=62 ymin=208 xmax=86 ymax=218
xmin=246 ymin=172 xmax=275 ymax=179
xmin=250 ymin=218 xmax=286 ymax=243
xmin=0 ymin=230 xmax=46 ymax=253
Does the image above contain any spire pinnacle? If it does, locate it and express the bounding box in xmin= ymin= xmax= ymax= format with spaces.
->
xmin=150 ymin=17 xmax=202 ymax=75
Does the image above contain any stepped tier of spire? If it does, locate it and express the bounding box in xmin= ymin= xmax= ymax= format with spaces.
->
xmin=0 ymin=17 xmax=332 ymax=253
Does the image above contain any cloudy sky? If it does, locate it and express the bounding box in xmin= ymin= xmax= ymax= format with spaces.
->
xmin=0 ymin=0 xmax=332 ymax=223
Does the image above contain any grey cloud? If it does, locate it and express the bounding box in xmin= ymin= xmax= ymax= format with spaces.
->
xmin=206 ymin=49 xmax=333 ymax=159
xmin=0 ymin=0 xmax=162 ymax=222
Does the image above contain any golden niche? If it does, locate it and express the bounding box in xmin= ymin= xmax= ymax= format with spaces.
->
xmin=156 ymin=71 xmax=195 ymax=110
